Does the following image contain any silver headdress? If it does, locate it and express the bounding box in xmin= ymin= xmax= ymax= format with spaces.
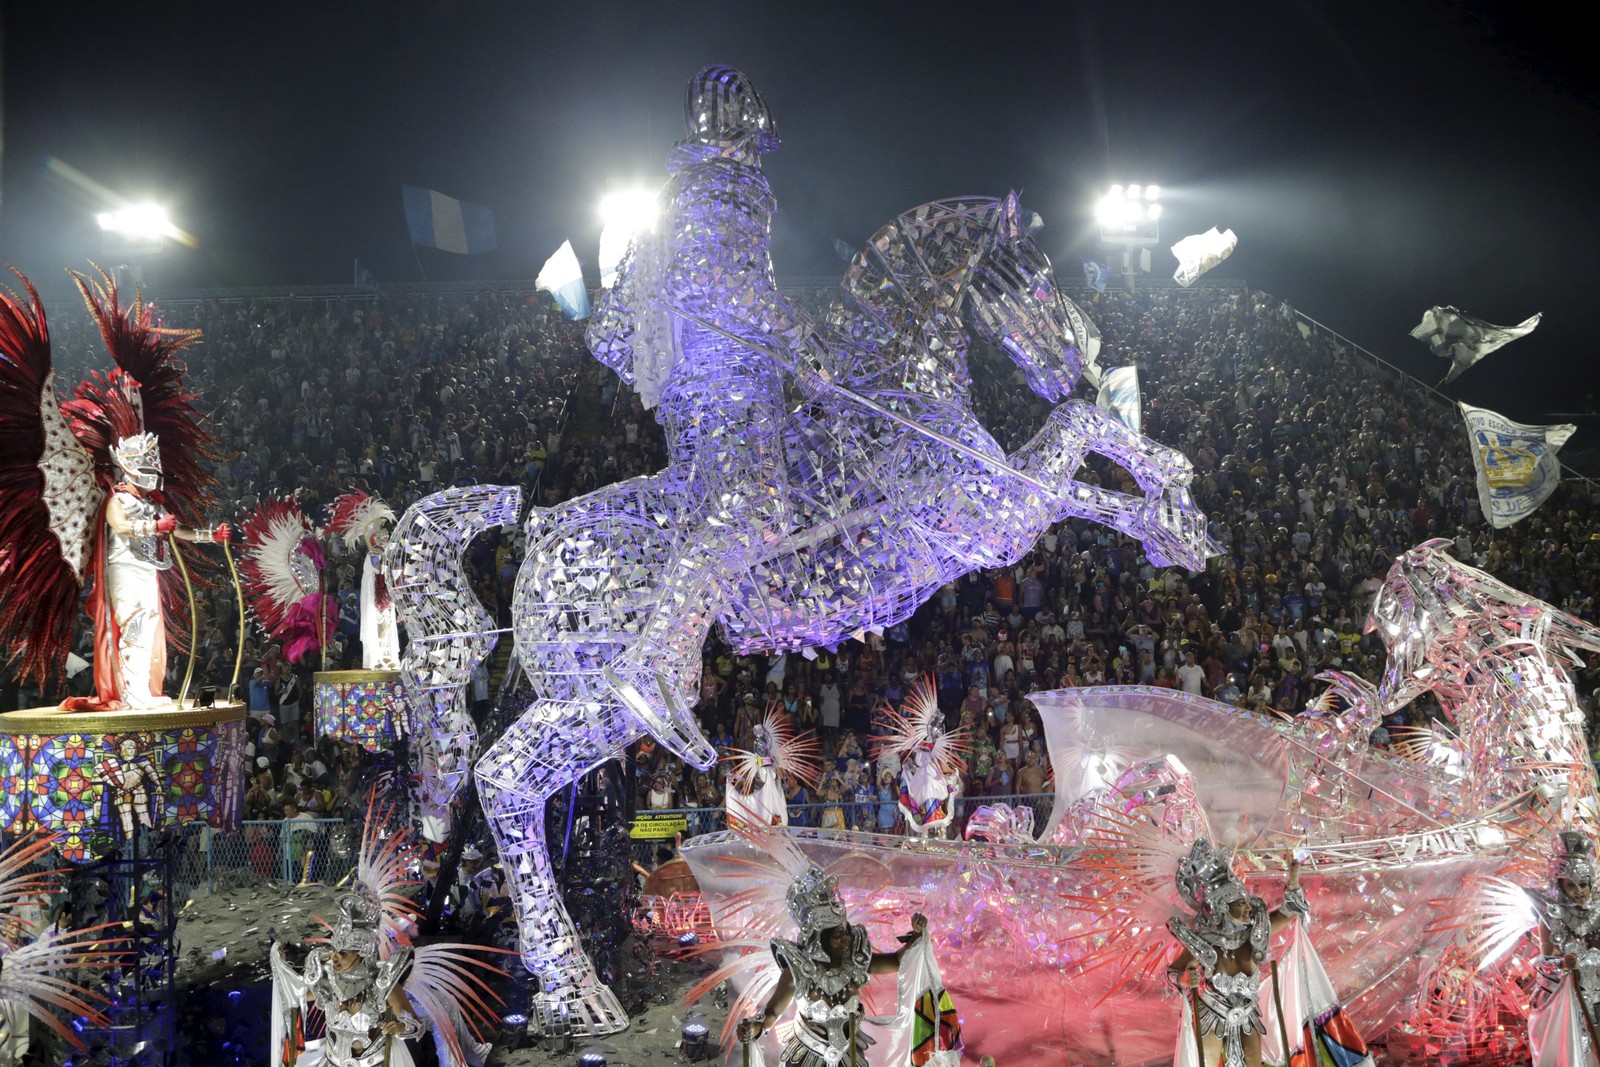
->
xmin=1554 ymin=831 xmax=1597 ymax=895
xmin=786 ymin=865 xmax=848 ymax=939
xmin=684 ymin=65 xmax=779 ymax=153
xmin=112 ymin=431 xmax=162 ymax=490
xmin=1174 ymin=838 xmax=1248 ymax=916
xmin=329 ymin=892 xmax=381 ymax=960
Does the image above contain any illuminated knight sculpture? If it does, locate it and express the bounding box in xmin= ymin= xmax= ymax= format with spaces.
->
xmin=0 ymin=269 xmax=227 ymax=710
xmin=473 ymin=65 xmax=1214 ymax=1032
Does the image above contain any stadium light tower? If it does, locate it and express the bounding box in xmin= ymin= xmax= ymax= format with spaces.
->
xmin=1094 ymin=183 xmax=1162 ymax=291
xmin=96 ymin=203 xmax=179 ymax=288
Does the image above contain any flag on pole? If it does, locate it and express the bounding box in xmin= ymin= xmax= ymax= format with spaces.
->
xmin=1261 ymin=923 xmax=1376 ymax=1067
xmin=1460 ymin=401 xmax=1575 ymax=528
xmin=1410 ymin=306 xmax=1541 ymax=384
xmin=535 ymin=240 xmax=591 ymax=320
xmin=1171 ymin=227 xmax=1237 ymax=286
xmin=1095 ymin=366 xmax=1141 ymax=433
xmin=402 ymin=186 xmax=497 ymax=254
xmin=1083 ymin=260 xmax=1109 ymax=293
xmin=1062 ymin=296 xmax=1105 ymax=388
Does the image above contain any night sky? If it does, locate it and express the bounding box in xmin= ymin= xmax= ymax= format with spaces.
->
xmin=3 ymin=2 xmax=1596 ymax=449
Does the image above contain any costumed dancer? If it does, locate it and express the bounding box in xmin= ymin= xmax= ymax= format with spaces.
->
xmin=269 ymin=790 xmax=506 ymax=1067
xmin=1165 ymin=840 xmax=1310 ymax=1067
xmin=869 ymin=676 xmax=971 ymax=839
xmin=0 ymin=269 xmax=227 ymax=711
xmin=1530 ymin=832 xmax=1600 ymax=1066
xmin=326 ymin=491 xmax=399 ymax=671
xmin=238 ymin=494 xmax=336 ymax=667
xmin=724 ymin=701 xmax=823 ymax=828
xmin=0 ymin=832 xmax=125 ymax=1065
xmin=685 ymin=820 xmax=962 ymax=1066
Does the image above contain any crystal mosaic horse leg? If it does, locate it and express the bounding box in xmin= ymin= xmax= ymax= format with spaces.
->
xmin=478 ymin=477 xmax=676 ymax=1034
xmin=475 ymin=696 xmax=639 ymax=1034
xmin=384 ymin=485 xmax=523 ymax=842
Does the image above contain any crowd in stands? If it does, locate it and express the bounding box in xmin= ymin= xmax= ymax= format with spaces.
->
xmin=8 ymin=281 xmax=1600 ymax=840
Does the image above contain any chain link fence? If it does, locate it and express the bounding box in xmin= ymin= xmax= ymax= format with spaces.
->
xmin=172 ymin=819 xmax=362 ymax=901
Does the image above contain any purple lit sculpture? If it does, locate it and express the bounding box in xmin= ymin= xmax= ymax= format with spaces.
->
xmin=473 ymin=65 xmax=1214 ymax=1034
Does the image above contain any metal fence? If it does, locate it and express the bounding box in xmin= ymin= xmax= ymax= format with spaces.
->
xmin=172 ymin=818 xmax=361 ymax=901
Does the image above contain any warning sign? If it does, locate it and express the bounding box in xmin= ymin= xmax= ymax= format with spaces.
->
xmin=630 ymin=813 xmax=689 ymax=840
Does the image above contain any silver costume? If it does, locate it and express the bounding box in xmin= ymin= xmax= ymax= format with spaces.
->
xmin=769 ymin=866 xmax=876 ymax=1067
xmin=298 ymin=896 xmax=424 ymax=1067
xmin=1536 ymin=832 xmax=1600 ymax=1019
xmin=1167 ymin=839 xmax=1308 ymax=1067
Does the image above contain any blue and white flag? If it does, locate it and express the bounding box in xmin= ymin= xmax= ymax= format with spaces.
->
xmin=1460 ymin=401 xmax=1575 ymax=528
xmin=535 ymin=240 xmax=591 ymax=320
xmin=1083 ymin=260 xmax=1109 ymax=293
xmin=1412 ymin=306 xmax=1541 ymax=384
xmin=402 ymin=186 xmax=497 ymax=254
xmin=1095 ymin=366 xmax=1141 ymax=433
xmin=1171 ymin=226 xmax=1236 ymax=286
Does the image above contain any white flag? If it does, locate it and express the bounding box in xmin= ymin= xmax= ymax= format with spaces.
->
xmin=1095 ymin=365 xmax=1141 ymax=433
xmin=1061 ymin=296 xmax=1104 ymax=387
xmin=1411 ymin=306 xmax=1541 ymax=383
xmin=1460 ymin=402 xmax=1575 ymax=528
xmin=535 ymin=240 xmax=590 ymax=320
xmin=1171 ymin=227 xmax=1237 ymax=286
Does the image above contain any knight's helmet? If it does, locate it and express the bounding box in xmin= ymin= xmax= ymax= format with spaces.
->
xmin=685 ymin=65 xmax=779 ymax=153
xmin=1554 ymin=830 xmax=1597 ymax=900
xmin=1175 ymin=837 xmax=1249 ymax=916
xmin=112 ymin=432 xmax=163 ymax=491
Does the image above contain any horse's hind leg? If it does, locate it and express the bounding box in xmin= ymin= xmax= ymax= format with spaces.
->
xmin=475 ymin=697 xmax=640 ymax=1036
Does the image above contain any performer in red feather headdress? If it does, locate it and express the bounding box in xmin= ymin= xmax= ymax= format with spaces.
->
xmin=0 ymin=267 xmax=227 ymax=709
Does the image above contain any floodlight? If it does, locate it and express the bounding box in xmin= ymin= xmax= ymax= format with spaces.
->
xmin=1127 ymin=184 xmax=1142 ymax=199
xmin=1145 ymin=184 xmax=1161 ymax=201
xmin=598 ymin=189 xmax=658 ymax=235
xmin=95 ymin=203 xmax=175 ymax=239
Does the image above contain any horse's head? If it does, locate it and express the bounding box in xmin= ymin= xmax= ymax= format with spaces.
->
xmin=964 ymin=191 xmax=1083 ymax=403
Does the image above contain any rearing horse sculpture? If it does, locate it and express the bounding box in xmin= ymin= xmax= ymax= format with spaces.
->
xmin=474 ymin=187 xmax=1215 ymax=1032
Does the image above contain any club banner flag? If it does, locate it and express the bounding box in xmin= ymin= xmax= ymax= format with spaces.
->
xmin=535 ymin=240 xmax=591 ymax=320
xmin=874 ymin=935 xmax=962 ymax=1067
xmin=1460 ymin=401 xmax=1574 ymax=528
xmin=1062 ymin=296 xmax=1105 ymax=388
xmin=1096 ymin=365 xmax=1141 ymax=433
xmin=1411 ymin=305 xmax=1541 ymax=384
xmin=1171 ymin=226 xmax=1237 ymax=287
xmin=402 ymin=186 xmax=497 ymax=254
xmin=1083 ymin=260 xmax=1109 ymax=293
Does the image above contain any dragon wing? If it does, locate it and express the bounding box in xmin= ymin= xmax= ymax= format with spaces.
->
xmin=0 ymin=271 xmax=101 ymax=683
